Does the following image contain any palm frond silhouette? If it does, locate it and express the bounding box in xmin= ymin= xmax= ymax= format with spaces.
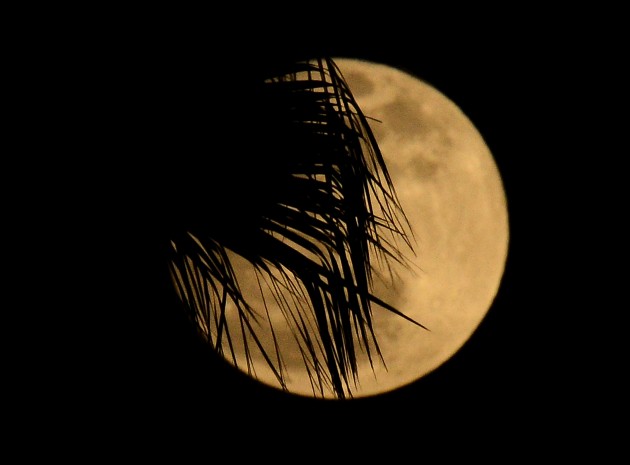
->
xmin=166 ymin=57 xmax=426 ymax=399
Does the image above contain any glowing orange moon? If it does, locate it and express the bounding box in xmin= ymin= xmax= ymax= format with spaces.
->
xmin=216 ymin=58 xmax=509 ymax=399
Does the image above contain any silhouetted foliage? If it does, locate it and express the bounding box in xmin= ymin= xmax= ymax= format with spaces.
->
xmin=165 ymin=56 xmax=424 ymax=399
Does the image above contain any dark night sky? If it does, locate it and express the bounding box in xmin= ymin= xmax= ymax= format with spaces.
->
xmin=25 ymin=15 xmax=621 ymax=452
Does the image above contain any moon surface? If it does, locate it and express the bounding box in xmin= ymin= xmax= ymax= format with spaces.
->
xmin=217 ymin=58 xmax=509 ymax=399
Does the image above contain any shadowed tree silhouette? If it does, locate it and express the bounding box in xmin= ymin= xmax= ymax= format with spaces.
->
xmin=164 ymin=56 xmax=426 ymax=399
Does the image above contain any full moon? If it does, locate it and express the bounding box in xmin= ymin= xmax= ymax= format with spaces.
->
xmin=208 ymin=58 xmax=509 ymax=399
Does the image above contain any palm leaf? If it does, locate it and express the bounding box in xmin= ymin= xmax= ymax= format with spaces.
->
xmin=168 ymin=57 xmax=426 ymax=399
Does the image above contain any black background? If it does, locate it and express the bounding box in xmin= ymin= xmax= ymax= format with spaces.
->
xmin=20 ymin=10 xmax=623 ymax=454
